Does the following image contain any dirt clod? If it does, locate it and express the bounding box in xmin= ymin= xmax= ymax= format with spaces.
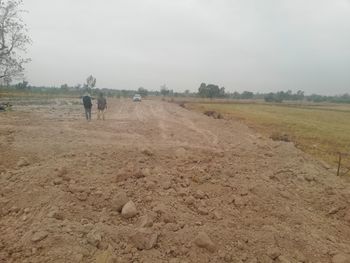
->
xmin=193 ymin=232 xmax=216 ymax=252
xmin=87 ymin=230 xmax=102 ymax=247
xmin=129 ymin=228 xmax=158 ymax=250
xmin=31 ymin=231 xmax=49 ymax=243
xmin=138 ymin=215 xmax=154 ymax=228
xmin=48 ymin=210 xmax=64 ymax=220
xmin=17 ymin=158 xmax=30 ymax=167
xmin=267 ymin=247 xmax=281 ymax=260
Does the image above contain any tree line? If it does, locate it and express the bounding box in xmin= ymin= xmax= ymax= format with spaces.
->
xmin=3 ymin=80 xmax=350 ymax=104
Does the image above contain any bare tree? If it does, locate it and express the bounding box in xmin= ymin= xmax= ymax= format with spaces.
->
xmin=0 ymin=0 xmax=31 ymax=83
xmin=86 ymin=75 xmax=96 ymax=89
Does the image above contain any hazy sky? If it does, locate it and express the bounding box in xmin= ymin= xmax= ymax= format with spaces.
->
xmin=23 ymin=0 xmax=350 ymax=94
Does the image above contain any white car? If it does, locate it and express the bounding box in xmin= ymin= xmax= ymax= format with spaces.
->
xmin=133 ymin=94 xmax=142 ymax=102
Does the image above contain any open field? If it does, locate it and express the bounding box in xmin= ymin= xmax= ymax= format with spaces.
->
xmin=1 ymin=97 xmax=350 ymax=262
xmin=186 ymin=101 xmax=350 ymax=171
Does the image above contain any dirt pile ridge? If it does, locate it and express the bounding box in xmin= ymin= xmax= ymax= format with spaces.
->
xmin=0 ymin=98 xmax=350 ymax=263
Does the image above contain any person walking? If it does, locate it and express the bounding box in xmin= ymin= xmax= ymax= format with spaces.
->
xmin=97 ymin=92 xmax=107 ymax=120
xmin=82 ymin=92 xmax=92 ymax=121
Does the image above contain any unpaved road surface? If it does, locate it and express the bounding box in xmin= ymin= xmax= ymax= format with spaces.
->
xmin=1 ymin=98 xmax=350 ymax=263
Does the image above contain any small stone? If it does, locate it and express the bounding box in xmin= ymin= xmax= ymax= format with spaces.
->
xmin=194 ymin=190 xmax=206 ymax=199
xmin=153 ymin=203 xmax=167 ymax=214
xmin=185 ymin=196 xmax=195 ymax=205
xmin=53 ymin=178 xmax=63 ymax=185
xmin=129 ymin=228 xmax=158 ymax=250
xmin=277 ymin=255 xmax=291 ymax=263
xmin=177 ymin=188 xmax=188 ymax=197
xmin=17 ymin=158 xmax=30 ymax=167
xmin=68 ymin=184 xmax=86 ymax=193
xmin=162 ymin=212 xmax=176 ymax=224
xmin=145 ymin=180 xmax=156 ymax=190
xmin=10 ymin=206 xmax=20 ymax=213
xmin=142 ymin=168 xmax=151 ymax=177
xmin=327 ymin=235 xmax=337 ymax=243
xmin=112 ymin=191 xmax=129 ymax=212
xmin=145 ymin=196 xmax=153 ymax=202
xmin=163 ymin=181 xmax=172 ymax=190
xmin=164 ymin=223 xmax=180 ymax=232
xmin=194 ymin=232 xmax=216 ymax=252
xmin=198 ymin=207 xmax=209 ymax=215
xmin=31 ymin=231 xmax=49 ymax=242
xmin=48 ymin=210 xmax=64 ymax=220
xmin=74 ymin=253 xmax=84 ymax=262
xmin=134 ymin=170 xmax=145 ymax=179
xmin=304 ymin=174 xmax=315 ymax=182
xmin=76 ymin=192 xmax=88 ymax=201
xmin=259 ymin=255 xmax=274 ymax=263
xmin=234 ymin=196 xmax=245 ymax=206
xmin=57 ymin=167 xmax=68 ymax=177
xmin=87 ymin=231 xmax=102 ymax=247
xmin=294 ymin=251 xmax=306 ymax=262
xmin=332 ymin=253 xmax=350 ymax=263
xmin=213 ymin=210 xmax=223 ymax=220
xmin=141 ymin=149 xmax=153 ymax=156
xmin=267 ymin=247 xmax=281 ymax=260
xmin=138 ymin=215 xmax=153 ymax=228
xmin=240 ymin=253 xmax=248 ymax=261
xmin=328 ymin=206 xmax=345 ymax=215
xmin=94 ymin=190 xmax=103 ymax=197
xmin=247 ymin=257 xmax=258 ymax=263
xmin=121 ymin=201 xmax=137 ymax=219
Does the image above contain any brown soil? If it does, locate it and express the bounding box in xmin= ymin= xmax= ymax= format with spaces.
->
xmin=0 ymin=98 xmax=350 ymax=263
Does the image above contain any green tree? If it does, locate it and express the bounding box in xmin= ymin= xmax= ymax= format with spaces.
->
xmin=198 ymin=83 xmax=221 ymax=98
xmin=15 ymin=80 xmax=28 ymax=90
xmin=138 ymin=87 xmax=148 ymax=97
xmin=160 ymin=84 xmax=169 ymax=96
xmin=241 ymin=91 xmax=254 ymax=99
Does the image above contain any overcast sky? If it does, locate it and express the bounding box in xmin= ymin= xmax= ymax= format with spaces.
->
xmin=22 ymin=0 xmax=350 ymax=94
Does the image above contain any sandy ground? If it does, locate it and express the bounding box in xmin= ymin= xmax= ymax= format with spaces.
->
xmin=0 ymin=98 xmax=350 ymax=263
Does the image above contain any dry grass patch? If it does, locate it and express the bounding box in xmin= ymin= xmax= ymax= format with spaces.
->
xmin=188 ymin=102 xmax=350 ymax=168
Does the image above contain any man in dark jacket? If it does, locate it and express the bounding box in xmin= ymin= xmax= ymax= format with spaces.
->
xmin=82 ymin=92 xmax=92 ymax=121
xmin=97 ymin=92 xmax=107 ymax=120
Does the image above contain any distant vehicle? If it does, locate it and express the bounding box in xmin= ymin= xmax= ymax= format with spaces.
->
xmin=133 ymin=94 xmax=142 ymax=102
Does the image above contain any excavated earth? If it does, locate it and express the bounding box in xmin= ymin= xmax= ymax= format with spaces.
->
xmin=0 ymin=98 xmax=350 ymax=263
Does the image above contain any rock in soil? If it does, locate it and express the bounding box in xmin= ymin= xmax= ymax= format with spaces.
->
xmin=31 ymin=231 xmax=49 ymax=242
xmin=121 ymin=201 xmax=137 ymax=218
xmin=277 ymin=255 xmax=292 ymax=263
xmin=17 ymin=158 xmax=30 ymax=167
xmin=129 ymin=228 xmax=158 ymax=250
xmin=48 ymin=210 xmax=64 ymax=220
xmin=193 ymin=232 xmax=216 ymax=252
xmin=87 ymin=230 xmax=102 ymax=248
xmin=112 ymin=191 xmax=129 ymax=212
xmin=138 ymin=215 xmax=154 ymax=228
xmin=267 ymin=247 xmax=281 ymax=260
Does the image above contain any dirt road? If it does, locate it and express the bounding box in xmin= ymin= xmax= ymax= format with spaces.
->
xmin=1 ymin=98 xmax=350 ymax=263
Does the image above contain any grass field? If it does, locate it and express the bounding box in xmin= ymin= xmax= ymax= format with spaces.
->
xmin=187 ymin=101 xmax=350 ymax=169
